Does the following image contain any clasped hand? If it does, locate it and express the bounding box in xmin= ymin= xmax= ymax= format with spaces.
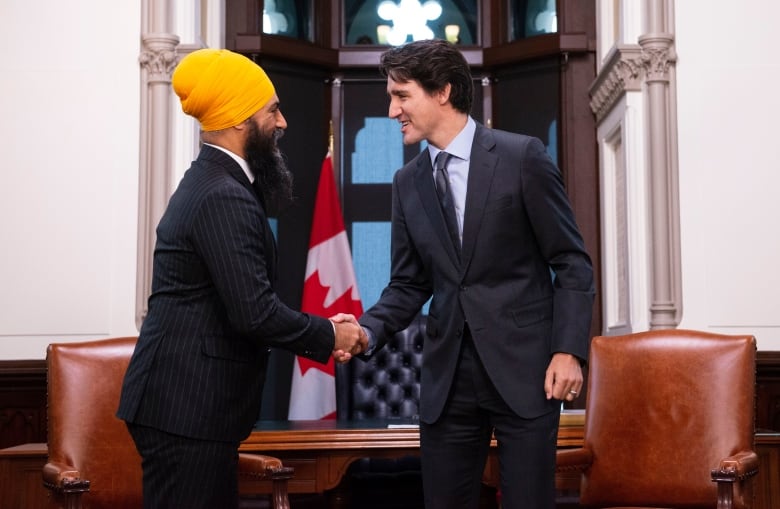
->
xmin=329 ymin=313 xmax=368 ymax=364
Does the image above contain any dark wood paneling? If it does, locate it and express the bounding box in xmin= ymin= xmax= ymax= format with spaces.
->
xmin=757 ymin=351 xmax=780 ymax=432
xmin=0 ymin=360 xmax=46 ymax=448
xmin=755 ymin=433 xmax=780 ymax=509
xmin=233 ymin=34 xmax=338 ymax=69
xmin=0 ymin=443 xmax=49 ymax=509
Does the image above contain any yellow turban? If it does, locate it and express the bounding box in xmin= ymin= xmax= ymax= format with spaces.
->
xmin=172 ymin=48 xmax=276 ymax=132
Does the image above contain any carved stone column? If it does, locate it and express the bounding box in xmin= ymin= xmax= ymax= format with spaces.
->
xmin=136 ymin=0 xmax=179 ymax=328
xmin=640 ymin=0 xmax=681 ymax=330
xmin=589 ymin=0 xmax=681 ymax=333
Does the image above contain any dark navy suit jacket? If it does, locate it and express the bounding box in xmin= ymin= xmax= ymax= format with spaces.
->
xmin=118 ymin=145 xmax=334 ymax=442
xmin=359 ymin=124 xmax=595 ymax=424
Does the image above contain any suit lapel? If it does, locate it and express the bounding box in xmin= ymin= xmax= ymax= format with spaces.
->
xmin=414 ymin=155 xmax=461 ymax=266
xmin=251 ymin=185 xmax=278 ymax=285
xmin=199 ymin=145 xmax=278 ymax=283
xmin=461 ymin=126 xmax=497 ymax=274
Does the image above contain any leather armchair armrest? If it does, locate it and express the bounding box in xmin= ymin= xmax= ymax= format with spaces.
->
xmin=238 ymin=453 xmax=293 ymax=479
xmin=238 ymin=453 xmax=293 ymax=509
xmin=555 ymin=448 xmax=592 ymax=473
xmin=42 ymin=461 xmax=90 ymax=493
xmin=711 ymin=450 xmax=759 ymax=482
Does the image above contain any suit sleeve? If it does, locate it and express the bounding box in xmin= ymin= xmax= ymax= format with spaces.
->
xmin=359 ymin=171 xmax=433 ymax=351
xmin=521 ymin=137 xmax=595 ymax=361
xmin=191 ymin=183 xmax=333 ymax=364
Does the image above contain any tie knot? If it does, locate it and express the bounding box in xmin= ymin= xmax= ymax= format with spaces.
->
xmin=435 ymin=151 xmax=451 ymax=171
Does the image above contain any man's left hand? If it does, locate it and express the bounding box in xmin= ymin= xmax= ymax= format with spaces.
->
xmin=544 ymin=352 xmax=583 ymax=402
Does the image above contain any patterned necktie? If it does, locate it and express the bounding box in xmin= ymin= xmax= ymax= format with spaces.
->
xmin=434 ymin=151 xmax=461 ymax=256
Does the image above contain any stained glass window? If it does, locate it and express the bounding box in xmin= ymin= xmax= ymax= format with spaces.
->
xmin=508 ymin=0 xmax=558 ymax=41
xmin=344 ymin=0 xmax=478 ymax=46
xmin=262 ymin=0 xmax=315 ymax=42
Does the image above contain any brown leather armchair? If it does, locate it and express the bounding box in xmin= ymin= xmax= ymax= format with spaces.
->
xmin=557 ymin=329 xmax=758 ymax=509
xmin=43 ymin=337 xmax=293 ymax=509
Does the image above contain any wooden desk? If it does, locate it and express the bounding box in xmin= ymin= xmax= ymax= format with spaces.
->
xmin=0 ymin=442 xmax=49 ymax=508
xmin=0 ymin=414 xmax=583 ymax=509
xmin=3 ymin=417 xmax=778 ymax=509
xmin=238 ymin=410 xmax=586 ymax=496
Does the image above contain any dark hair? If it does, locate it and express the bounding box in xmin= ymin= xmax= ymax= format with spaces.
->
xmin=379 ymin=39 xmax=473 ymax=114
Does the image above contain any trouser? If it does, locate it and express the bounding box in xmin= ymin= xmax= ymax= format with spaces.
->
xmin=127 ymin=422 xmax=240 ymax=509
xmin=420 ymin=330 xmax=560 ymax=509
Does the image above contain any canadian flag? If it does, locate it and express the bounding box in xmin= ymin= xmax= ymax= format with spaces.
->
xmin=288 ymin=152 xmax=363 ymax=420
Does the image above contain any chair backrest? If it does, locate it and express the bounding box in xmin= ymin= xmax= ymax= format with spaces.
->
xmin=580 ymin=329 xmax=756 ymax=508
xmin=47 ymin=337 xmax=142 ymax=508
xmin=336 ymin=315 xmax=424 ymax=421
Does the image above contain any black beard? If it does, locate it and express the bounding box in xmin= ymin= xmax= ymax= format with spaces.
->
xmin=245 ymin=121 xmax=294 ymax=211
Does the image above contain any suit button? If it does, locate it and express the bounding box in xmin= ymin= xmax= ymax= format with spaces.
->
xmin=459 ymin=285 xmax=466 ymax=291
xmin=456 ymin=330 xmax=462 ymax=337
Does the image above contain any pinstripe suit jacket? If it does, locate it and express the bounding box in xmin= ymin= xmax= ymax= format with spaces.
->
xmin=359 ymin=124 xmax=594 ymax=424
xmin=118 ymin=145 xmax=334 ymax=442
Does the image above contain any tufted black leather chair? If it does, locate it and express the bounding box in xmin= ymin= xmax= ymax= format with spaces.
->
xmin=336 ymin=315 xmax=424 ymax=421
xmin=335 ymin=314 xmax=426 ymax=509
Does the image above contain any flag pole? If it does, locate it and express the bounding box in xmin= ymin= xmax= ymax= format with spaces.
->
xmin=328 ymin=119 xmax=334 ymax=156
xmin=328 ymin=120 xmax=339 ymax=199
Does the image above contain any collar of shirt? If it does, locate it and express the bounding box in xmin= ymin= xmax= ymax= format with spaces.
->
xmin=428 ymin=116 xmax=476 ymax=169
xmin=203 ymin=143 xmax=254 ymax=183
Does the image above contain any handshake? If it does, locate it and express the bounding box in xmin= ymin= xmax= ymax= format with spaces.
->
xmin=329 ymin=313 xmax=369 ymax=364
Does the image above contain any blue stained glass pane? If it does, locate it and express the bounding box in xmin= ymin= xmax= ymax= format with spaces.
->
xmin=352 ymin=222 xmax=391 ymax=309
xmin=352 ymin=222 xmax=431 ymax=315
xmin=352 ymin=118 xmax=404 ymax=183
xmin=547 ymin=119 xmax=557 ymax=166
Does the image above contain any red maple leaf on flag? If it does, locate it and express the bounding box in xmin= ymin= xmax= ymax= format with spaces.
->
xmin=296 ymin=270 xmax=363 ymax=377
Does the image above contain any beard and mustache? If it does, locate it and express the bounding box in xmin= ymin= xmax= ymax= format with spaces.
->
xmin=244 ymin=119 xmax=294 ymax=211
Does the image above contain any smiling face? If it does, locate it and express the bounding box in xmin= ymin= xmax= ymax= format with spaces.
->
xmin=250 ymin=93 xmax=287 ymax=137
xmin=386 ymin=76 xmax=451 ymax=148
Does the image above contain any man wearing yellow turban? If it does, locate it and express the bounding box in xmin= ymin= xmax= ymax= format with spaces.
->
xmin=118 ymin=48 xmax=367 ymax=508
xmin=172 ymin=48 xmax=276 ymax=132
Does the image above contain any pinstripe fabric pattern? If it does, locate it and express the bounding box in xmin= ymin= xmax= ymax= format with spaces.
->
xmin=118 ymin=145 xmax=335 ymax=443
xmin=127 ymin=422 xmax=240 ymax=509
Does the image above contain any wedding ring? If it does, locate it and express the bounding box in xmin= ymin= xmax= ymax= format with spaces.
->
xmin=569 ymin=390 xmax=578 ymax=395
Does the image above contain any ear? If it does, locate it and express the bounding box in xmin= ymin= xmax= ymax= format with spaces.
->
xmin=233 ymin=118 xmax=250 ymax=132
xmin=436 ymin=83 xmax=452 ymax=106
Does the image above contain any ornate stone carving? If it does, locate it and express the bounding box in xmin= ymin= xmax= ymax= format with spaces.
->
xmin=638 ymin=46 xmax=675 ymax=83
xmin=589 ymin=45 xmax=644 ymax=121
xmin=638 ymin=33 xmax=675 ymax=83
xmin=139 ymin=33 xmax=179 ymax=82
xmin=589 ymin=37 xmax=676 ymax=121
